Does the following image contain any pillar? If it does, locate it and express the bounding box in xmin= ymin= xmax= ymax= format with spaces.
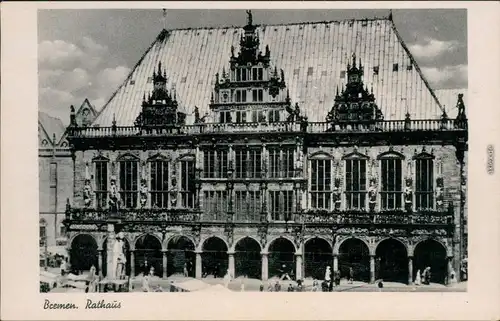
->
xmin=130 ymin=250 xmax=135 ymax=277
xmin=195 ymin=251 xmax=202 ymax=279
xmin=447 ymin=256 xmax=453 ymax=285
xmin=295 ymin=253 xmax=303 ymax=280
xmin=261 ymin=252 xmax=269 ymax=281
xmin=227 ymin=252 xmax=235 ymax=278
xmin=162 ymin=250 xmax=168 ymax=279
xmin=408 ymin=256 xmax=414 ymax=285
xmin=333 ymin=255 xmax=338 ymax=272
xmin=106 ymin=224 xmax=116 ymax=279
xmin=370 ymin=255 xmax=375 ymax=284
xmin=98 ymin=250 xmax=103 ymax=278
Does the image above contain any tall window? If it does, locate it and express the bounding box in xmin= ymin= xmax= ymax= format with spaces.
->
xmin=235 ymin=191 xmax=261 ymax=221
xmin=268 ymin=109 xmax=280 ymax=122
xmin=252 ymin=89 xmax=264 ymax=102
xmin=252 ymin=110 xmax=265 ymax=123
xmin=204 ymin=150 xmax=228 ymax=178
xmin=252 ymin=67 xmax=264 ymax=81
xmin=94 ymin=159 xmax=108 ymax=209
xmin=39 ymin=219 xmax=47 ymax=240
xmin=180 ymin=159 xmax=195 ymax=208
xmin=345 ymin=157 xmax=367 ymax=209
xmin=310 ymin=158 xmax=332 ymax=209
xmin=49 ymin=163 xmax=57 ymax=210
xmin=380 ymin=155 xmax=403 ymax=210
xmin=235 ymin=89 xmax=247 ymax=102
xmin=203 ymin=191 xmax=227 ymax=221
xmin=248 ymin=149 xmax=262 ymax=178
xmin=269 ymin=190 xmax=294 ymax=221
xmin=119 ymin=157 xmax=138 ymax=208
xmin=235 ymin=149 xmax=247 ymax=179
xmin=150 ymin=160 xmax=169 ymax=208
xmin=269 ymin=148 xmax=295 ymax=178
xmin=236 ymin=111 xmax=247 ymax=123
xmin=219 ymin=111 xmax=231 ymax=123
xmin=415 ymin=156 xmax=434 ymax=209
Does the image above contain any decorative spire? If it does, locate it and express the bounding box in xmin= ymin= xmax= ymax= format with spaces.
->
xmin=70 ymin=105 xmax=76 ymax=126
xmin=246 ymin=10 xmax=253 ymax=26
xmin=352 ymin=52 xmax=357 ymax=69
xmin=388 ymin=9 xmax=393 ymax=21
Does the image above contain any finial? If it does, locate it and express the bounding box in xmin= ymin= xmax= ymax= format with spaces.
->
xmin=70 ymin=105 xmax=75 ymax=113
xmin=274 ymin=66 xmax=278 ymax=76
xmin=112 ymin=113 xmax=117 ymax=127
xmin=352 ymin=52 xmax=356 ymax=68
xmin=370 ymin=85 xmax=373 ymax=94
xmin=211 ymin=92 xmax=214 ymax=103
xmin=286 ymin=89 xmax=290 ymax=99
xmin=388 ymin=9 xmax=393 ymax=21
xmin=52 ymin=133 xmax=56 ymax=144
xmin=246 ymin=10 xmax=253 ymax=26
xmin=281 ymin=69 xmax=285 ymax=81
xmin=265 ymin=45 xmax=270 ymax=56
xmin=231 ymin=45 xmax=235 ymax=57
xmin=162 ymin=9 xmax=167 ymax=30
xmin=158 ymin=61 xmax=162 ymax=75
xmin=336 ymin=86 xmax=339 ymax=96
xmin=222 ymin=67 xmax=226 ymax=78
xmin=143 ymin=92 xmax=146 ymax=101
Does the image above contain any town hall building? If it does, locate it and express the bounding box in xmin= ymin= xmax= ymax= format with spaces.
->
xmin=58 ymin=11 xmax=468 ymax=285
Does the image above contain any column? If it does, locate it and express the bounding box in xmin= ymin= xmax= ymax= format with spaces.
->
xmin=106 ymin=224 xmax=115 ymax=278
xmin=370 ymin=255 xmax=375 ymax=284
xmin=228 ymin=252 xmax=235 ymax=278
xmin=195 ymin=251 xmax=202 ymax=279
xmin=261 ymin=252 xmax=269 ymax=281
xmin=333 ymin=255 xmax=338 ymax=273
xmin=130 ymin=250 xmax=135 ymax=277
xmin=162 ymin=250 xmax=168 ymax=279
xmin=295 ymin=253 xmax=303 ymax=281
xmin=98 ymin=250 xmax=103 ymax=278
xmin=408 ymin=256 xmax=414 ymax=285
xmin=447 ymin=256 xmax=453 ymax=285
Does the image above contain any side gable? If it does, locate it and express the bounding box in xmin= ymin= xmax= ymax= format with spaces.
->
xmin=75 ymin=98 xmax=98 ymax=128
xmin=38 ymin=111 xmax=66 ymax=147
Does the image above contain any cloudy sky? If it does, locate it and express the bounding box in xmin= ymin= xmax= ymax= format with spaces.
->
xmin=38 ymin=9 xmax=467 ymax=124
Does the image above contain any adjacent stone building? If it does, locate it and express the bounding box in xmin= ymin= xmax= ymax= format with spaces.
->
xmin=60 ymin=12 xmax=468 ymax=284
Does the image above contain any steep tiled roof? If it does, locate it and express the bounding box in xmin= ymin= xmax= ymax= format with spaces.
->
xmin=38 ymin=111 xmax=66 ymax=145
xmin=435 ymin=88 xmax=467 ymax=119
xmin=94 ymin=17 xmax=445 ymax=127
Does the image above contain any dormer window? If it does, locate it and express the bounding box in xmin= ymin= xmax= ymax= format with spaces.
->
xmin=252 ymin=89 xmax=264 ymax=102
xmin=252 ymin=67 xmax=264 ymax=81
xmin=235 ymin=89 xmax=247 ymax=102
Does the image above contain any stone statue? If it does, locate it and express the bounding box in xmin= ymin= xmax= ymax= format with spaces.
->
xmin=113 ymin=232 xmax=127 ymax=280
xmin=368 ymin=179 xmax=378 ymax=212
xmin=404 ymin=178 xmax=413 ymax=211
xmin=436 ymin=177 xmax=444 ymax=209
xmin=332 ymin=178 xmax=342 ymax=209
xmin=139 ymin=180 xmax=148 ymax=208
xmin=194 ymin=106 xmax=201 ymax=124
xmin=83 ymin=179 xmax=92 ymax=208
xmin=109 ymin=176 xmax=120 ymax=212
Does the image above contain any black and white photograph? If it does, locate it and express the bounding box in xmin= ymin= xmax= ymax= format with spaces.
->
xmin=37 ymin=8 xmax=470 ymax=294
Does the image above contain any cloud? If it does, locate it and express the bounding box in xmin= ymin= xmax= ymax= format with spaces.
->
xmin=38 ymin=37 xmax=130 ymax=124
xmin=421 ymin=64 xmax=468 ymax=89
xmin=409 ymin=38 xmax=462 ymax=60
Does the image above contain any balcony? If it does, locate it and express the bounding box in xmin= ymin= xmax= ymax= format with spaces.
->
xmin=65 ymin=207 xmax=200 ymax=223
xmin=302 ymin=209 xmax=453 ymax=226
xmin=69 ymin=119 xmax=467 ymax=138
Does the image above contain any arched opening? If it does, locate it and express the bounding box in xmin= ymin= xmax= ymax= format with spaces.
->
xmin=375 ymin=238 xmax=408 ymax=283
xmin=167 ymin=235 xmax=196 ymax=277
xmin=135 ymin=234 xmax=163 ymax=277
xmin=235 ymin=237 xmax=261 ymax=279
xmin=413 ymin=239 xmax=448 ymax=284
xmin=268 ymin=237 xmax=296 ymax=279
xmin=304 ymin=238 xmax=332 ymax=280
xmin=202 ymin=237 xmax=228 ymax=278
xmin=338 ymin=238 xmax=370 ymax=282
xmin=70 ymin=234 xmax=98 ymax=274
xmin=102 ymin=237 xmax=131 ymax=277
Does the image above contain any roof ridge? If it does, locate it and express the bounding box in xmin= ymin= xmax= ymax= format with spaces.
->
xmin=162 ymin=16 xmax=391 ymax=32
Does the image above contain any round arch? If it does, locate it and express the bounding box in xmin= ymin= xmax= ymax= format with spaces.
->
xmin=167 ymin=235 xmax=196 ymax=277
xmin=338 ymin=237 xmax=371 ymax=282
xmin=202 ymin=236 xmax=228 ymax=279
xmin=101 ymin=236 xmax=131 ymax=277
xmin=70 ymin=234 xmax=98 ymax=273
xmin=375 ymin=238 xmax=408 ymax=283
xmin=304 ymin=237 xmax=333 ymax=280
xmin=413 ymin=239 xmax=448 ymax=284
xmin=234 ymin=237 xmax=262 ymax=279
xmin=135 ymin=234 xmax=163 ymax=277
xmin=268 ymin=237 xmax=296 ymax=280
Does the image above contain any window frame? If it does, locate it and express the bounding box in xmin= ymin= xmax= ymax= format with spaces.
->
xmin=93 ymin=156 xmax=109 ymax=209
xmin=149 ymin=158 xmax=169 ymax=208
xmin=414 ymin=153 xmax=435 ymax=210
xmin=309 ymin=154 xmax=333 ymax=210
xmin=378 ymin=152 xmax=405 ymax=210
xmin=343 ymin=153 xmax=368 ymax=210
xmin=118 ymin=154 xmax=140 ymax=209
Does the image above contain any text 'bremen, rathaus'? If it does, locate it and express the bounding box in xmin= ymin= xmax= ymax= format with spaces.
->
xmin=58 ymin=11 xmax=468 ymax=287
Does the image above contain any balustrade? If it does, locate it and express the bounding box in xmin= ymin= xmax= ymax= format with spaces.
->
xmin=70 ymin=118 xmax=464 ymax=138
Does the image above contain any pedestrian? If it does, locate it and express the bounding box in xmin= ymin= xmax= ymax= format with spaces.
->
xmin=348 ymin=267 xmax=354 ymax=284
xmin=259 ymin=283 xmax=264 ymax=292
xmin=377 ymin=280 xmax=384 ymax=292
xmin=60 ymin=259 xmax=67 ymax=276
xmin=280 ymin=264 xmax=291 ymax=280
xmin=414 ymin=269 xmax=421 ymax=285
xmin=296 ymin=279 xmax=303 ymax=292
xmin=287 ymin=283 xmax=294 ymax=292
xmin=240 ymin=279 xmax=245 ymax=292
xmin=312 ymin=279 xmax=319 ymax=292
xmin=449 ymin=269 xmax=458 ymax=285
xmin=334 ymin=269 xmax=341 ymax=287
xmin=274 ymin=280 xmax=282 ymax=292
xmin=183 ymin=263 xmax=188 ymax=277
xmin=267 ymin=281 xmax=274 ymax=292
xmin=142 ymin=274 xmax=150 ymax=292
xmin=223 ymin=269 xmax=231 ymax=288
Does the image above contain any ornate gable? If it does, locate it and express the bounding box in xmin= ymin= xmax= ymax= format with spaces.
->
xmin=327 ymin=53 xmax=384 ymax=124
